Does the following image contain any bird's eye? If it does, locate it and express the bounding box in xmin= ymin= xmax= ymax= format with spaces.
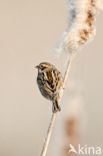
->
xmin=40 ymin=65 xmax=46 ymax=70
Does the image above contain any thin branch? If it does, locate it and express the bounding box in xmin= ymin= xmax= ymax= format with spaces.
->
xmin=59 ymin=52 xmax=74 ymax=101
xmin=41 ymin=113 xmax=57 ymax=156
xmin=41 ymin=52 xmax=74 ymax=156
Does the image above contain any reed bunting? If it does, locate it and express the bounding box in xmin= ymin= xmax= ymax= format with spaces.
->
xmin=36 ymin=62 xmax=63 ymax=113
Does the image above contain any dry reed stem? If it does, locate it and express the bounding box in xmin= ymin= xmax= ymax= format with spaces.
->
xmin=41 ymin=113 xmax=57 ymax=156
xmin=41 ymin=52 xmax=74 ymax=156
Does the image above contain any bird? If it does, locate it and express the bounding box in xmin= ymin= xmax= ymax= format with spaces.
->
xmin=35 ymin=62 xmax=63 ymax=113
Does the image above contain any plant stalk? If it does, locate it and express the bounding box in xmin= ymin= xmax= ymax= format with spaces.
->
xmin=41 ymin=52 xmax=74 ymax=156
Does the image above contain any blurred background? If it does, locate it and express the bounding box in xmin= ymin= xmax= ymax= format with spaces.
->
xmin=0 ymin=0 xmax=103 ymax=156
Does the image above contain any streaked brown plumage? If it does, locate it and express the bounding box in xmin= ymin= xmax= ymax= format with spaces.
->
xmin=36 ymin=62 xmax=63 ymax=112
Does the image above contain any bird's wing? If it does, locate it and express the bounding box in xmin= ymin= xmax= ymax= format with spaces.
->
xmin=43 ymin=69 xmax=62 ymax=93
xmin=43 ymin=70 xmax=56 ymax=92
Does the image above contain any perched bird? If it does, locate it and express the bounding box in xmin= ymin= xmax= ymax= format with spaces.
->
xmin=36 ymin=62 xmax=63 ymax=113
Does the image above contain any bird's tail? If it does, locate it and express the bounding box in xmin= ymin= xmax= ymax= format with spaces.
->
xmin=52 ymin=100 xmax=61 ymax=113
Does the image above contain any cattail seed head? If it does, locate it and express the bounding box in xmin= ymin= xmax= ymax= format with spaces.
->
xmin=58 ymin=0 xmax=103 ymax=54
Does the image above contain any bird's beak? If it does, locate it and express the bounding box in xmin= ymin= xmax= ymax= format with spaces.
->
xmin=35 ymin=65 xmax=39 ymax=69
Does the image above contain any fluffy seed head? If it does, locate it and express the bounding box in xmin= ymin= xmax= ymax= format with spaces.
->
xmin=57 ymin=0 xmax=103 ymax=54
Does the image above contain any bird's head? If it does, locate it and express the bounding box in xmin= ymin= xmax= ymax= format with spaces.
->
xmin=35 ymin=62 xmax=53 ymax=72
